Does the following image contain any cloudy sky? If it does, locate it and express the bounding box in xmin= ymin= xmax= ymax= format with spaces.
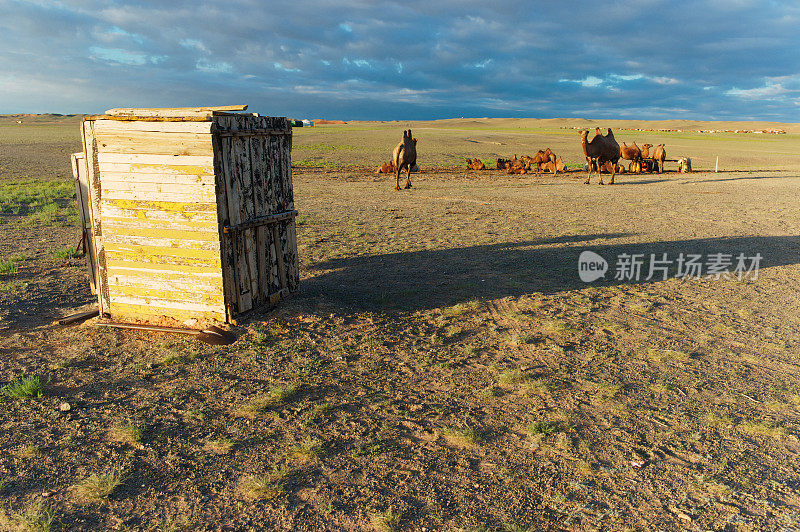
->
xmin=1 ymin=0 xmax=799 ymax=121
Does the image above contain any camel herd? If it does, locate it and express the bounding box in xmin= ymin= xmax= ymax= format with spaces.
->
xmin=379 ymin=128 xmax=670 ymax=189
xmin=620 ymin=140 xmax=667 ymax=173
xmin=495 ymin=150 xmax=567 ymax=176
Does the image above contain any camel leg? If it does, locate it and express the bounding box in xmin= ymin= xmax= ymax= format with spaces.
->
xmin=609 ymin=162 xmax=616 ymax=185
xmin=404 ymin=165 xmax=412 ymax=188
xmin=395 ymin=167 xmax=401 ymax=190
xmin=584 ymin=158 xmax=592 ymax=184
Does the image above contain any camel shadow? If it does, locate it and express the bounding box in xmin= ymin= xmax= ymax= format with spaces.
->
xmin=615 ymin=178 xmax=670 ymax=185
xmin=679 ymin=174 xmax=799 ymax=184
xmin=297 ymin=234 xmax=800 ymax=312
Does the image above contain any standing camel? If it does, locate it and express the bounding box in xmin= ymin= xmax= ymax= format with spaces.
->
xmin=581 ymin=129 xmax=621 ymax=185
xmin=392 ymin=129 xmax=417 ymax=190
xmin=652 ymin=144 xmax=666 ymax=173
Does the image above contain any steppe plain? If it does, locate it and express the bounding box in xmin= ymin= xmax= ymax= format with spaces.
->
xmin=1 ymin=115 xmax=800 ymax=531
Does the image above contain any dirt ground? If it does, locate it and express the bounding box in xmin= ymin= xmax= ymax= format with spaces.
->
xmin=1 ymin=116 xmax=800 ymax=531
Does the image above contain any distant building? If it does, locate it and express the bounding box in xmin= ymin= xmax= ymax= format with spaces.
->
xmin=302 ymin=119 xmax=314 ymax=127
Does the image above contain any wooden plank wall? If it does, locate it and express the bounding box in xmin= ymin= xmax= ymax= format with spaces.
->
xmin=82 ymin=120 xmax=111 ymax=314
xmin=90 ymin=119 xmax=227 ymax=322
xmin=213 ymin=115 xmax=298 ymax=318
xmin=70 ymin=152 xmax=97 ymax=294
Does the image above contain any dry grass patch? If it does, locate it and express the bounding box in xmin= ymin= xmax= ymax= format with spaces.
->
xmin=479 ymin=385 xmax=502 ymax=398
xmin=630 ymin=301 xmax=654 ymax=313
xmin=521 ymin=377 xmax=553 ymax=394
xmin=237 ymin=469 xmax=287 ymax=501
xmin=236 ymin=383 xmax=300 ymax=418
xmin=528 ymin=420 xmax=568 ymax=436
xmin=73 ymin=468 xmax=125 ymax=502
xmin=737 ymin=421 xmax=787 ymax=440
xmin=649 ymin=383 xmax=672 ymax=395
xmin=290 ymin=437 xmax=325 ymax=462
xmin=542 ymin=320 xmax=578 ymax=334
xmin=108 ymin=423 xmax=142 ymax=445
xmin=647 ymin=348 xmax=690 ymax=363
xmin=371 ymin=507 xmax=402 ymax=532
xmin=507 ymin=332 xmax=536 ymax=346
xmin=499 ymin=310 xmax=530 ymax=324
xmin=17 ymin=445 xmax=42 ymax=458
xmin=498 ymin=369 xmax=551 ymax=394
xmin=497 ymin=369 xmax=535 ymax=387
xmin=0 ymin=499 xmax=53 ymax=532
xmin=155 ymin=515 xmax=192 ymax=532
xmin=593 ymin=381 xmax=622 ymax=401
xmin=441 ymin=299 xmax=484 ymax=317
xmin=443 ymin=427 xmax=487 ymax=449
xmin=203 ymin=438 xmax=235 ymax=455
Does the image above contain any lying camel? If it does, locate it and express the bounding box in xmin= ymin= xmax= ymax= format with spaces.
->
xmin=392 ymin=129 xmax=417 ymax=190
xmin=507 ymin=158 xmax=530 ymax=174
xmin=466 ymin=158 xmax=486 ymax=170
xmin=541 ymin=156 xmax=567 ymax=174
xmin=620 ymin=142 xmax=642 ymax=173
xmin=505 ymin=155 xmax=531 ymax=174
xmin=581 ymin=129 xmax=621 ymax=185
xmin=530 ymin=148 xmax=557 ymax=175
xmin=591 ymin=160 xmax=625 ymax=174
xmin=375 ymin=162 xmax=396 ymax=174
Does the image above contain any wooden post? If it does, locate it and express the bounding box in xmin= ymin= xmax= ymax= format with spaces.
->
xmin=81 ymin=119 xmax=111 ymax=315
xmin=715 ymin=156 xmax=719 ymax=173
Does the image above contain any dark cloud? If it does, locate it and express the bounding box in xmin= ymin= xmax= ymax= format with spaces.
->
xmin=0 ymin=0 xmax=798 ymax=120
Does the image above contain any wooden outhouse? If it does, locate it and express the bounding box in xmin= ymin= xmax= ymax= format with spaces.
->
xmin=77 ymin=105 xmax=299 ymax=325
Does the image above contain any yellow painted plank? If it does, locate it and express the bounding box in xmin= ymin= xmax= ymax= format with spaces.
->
xmin=94 ymin=120 xmax=212 ymax=134
xmin=101 ymin=216 xmax=220 ymax=234
xmin=108 ymin=284 xmax=223 ymax=306
xmin=100 ymin=202 xmax=218 ymax=223
xmin=105 ymin=243 xmax=222 ymax=268
xmin=109 ymin=302 xmax=225 ymax=322
xmin=105 ymin=242 xmax=221 ymax=260
xmin=101 ymin=187 xmax=217 ymax=203
xmin=103 ymin=225 xmax=219 ymax=241
xmin=99 ymin=171 xmax=216 ymax=185
xmin=94 ymin=132 xmax=213 ymax=156
xmin=99 ymin=162 xmax=215 ymax=176
xmin=97 ymin=153 xmax=214 ymax=167
xmin=104 ymin=232 xmax=221 ymax=250
xmin=101 ymin=181 xmax=217 ymax=197
xmin=106 ymin=260 xmax=222 ymax=276
xmin=107 ymin=272 xmax=223 ymax=292
xmin=109 ymin=294 xmax=225 ymax=314
xmin=101 ymin=198 xmax=217 ymax=214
